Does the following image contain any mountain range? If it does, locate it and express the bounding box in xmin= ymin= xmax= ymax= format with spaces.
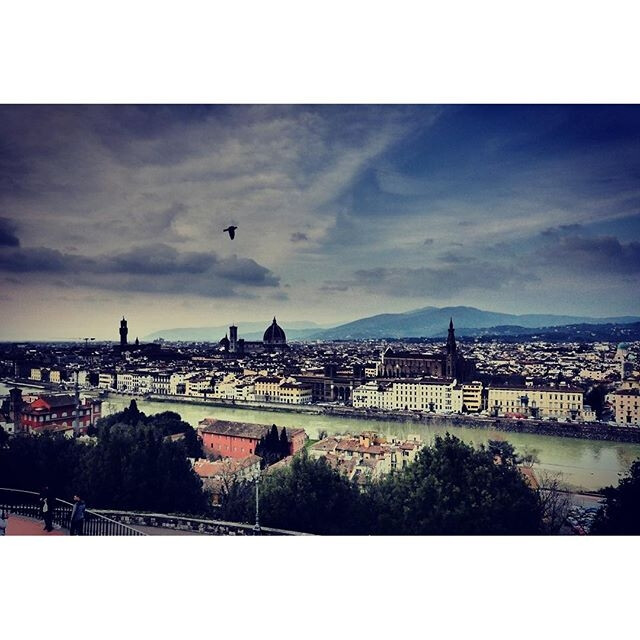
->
xmin=144 ymin=306 xmax=640 ymax=342
xmin=305 ymin=306 xmax=640 ymax=340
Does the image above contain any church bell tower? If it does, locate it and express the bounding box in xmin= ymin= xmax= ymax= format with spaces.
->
xmin=445 ymin=317 xmax=457 ymax=379
xmin=120 ymin=316 xmax=128 ymax=347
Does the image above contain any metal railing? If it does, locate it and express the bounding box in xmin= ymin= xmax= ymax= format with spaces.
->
xmin=93 ymin=509 xmax=313 ymax=536
xmin=0 ymin=488 xmax=147 ymax=536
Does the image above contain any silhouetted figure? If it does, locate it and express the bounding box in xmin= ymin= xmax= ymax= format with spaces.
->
xmin=0 ymin=510 xmax=7 ymax=536
xmin=223 ymin=225 xmax=238 ymax=239
xmin=69 ymin=494 xmax=86 ymax=536
xmin=39 ymin=485 xmax=54 ymax=532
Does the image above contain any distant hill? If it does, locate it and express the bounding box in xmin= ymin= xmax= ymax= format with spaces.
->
xmin=307 ymin=306 xmax=640 ymax=340
xmin=144 ymin=306 xmax=640 ymax=343
xmin=143 ymin=320 xmax=329 ymax=343
xmin=447 ymin=322 xmax=640 ymax=343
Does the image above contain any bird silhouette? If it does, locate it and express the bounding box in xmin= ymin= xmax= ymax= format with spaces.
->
xmin=223 ymin=225 xmax=238 ymax=240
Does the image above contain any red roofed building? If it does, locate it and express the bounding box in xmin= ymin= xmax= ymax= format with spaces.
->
xmin=193 ymin=454 xmax=263 ymax=505
xmin=198 ymin=418 xmax=307 ymax=459
xmin=21 ymin=394 xmax=102 ymax=435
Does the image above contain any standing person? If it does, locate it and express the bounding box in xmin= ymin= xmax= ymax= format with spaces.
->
xmin=69 ymin=494 xmax=86 ymax=536
xmin=39 ymin=486 xmax=54 ymax=532
xmin=0 ymin=510 xmax=7 ymax=536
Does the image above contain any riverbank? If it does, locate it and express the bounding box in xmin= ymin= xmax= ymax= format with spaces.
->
xmin=96 ymin=390 xmax=640 ymax=492
xmin=106 ymin=391 xmax=640 ymax=445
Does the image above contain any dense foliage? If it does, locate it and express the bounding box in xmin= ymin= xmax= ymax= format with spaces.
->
xmin=591 ymin=459 xmax=640 ymax=534
xmin=226 ymin=434 xmax=543 ymax=535
xmin=259 ymin=454 xmax=368 ymax=534
xmin=367 ymin=434 xmax=541 ymax=535
xmin=0 ymin=401 xmax=208 ymax=515
xmin=254 ymin=424 xmax=290 ymax=468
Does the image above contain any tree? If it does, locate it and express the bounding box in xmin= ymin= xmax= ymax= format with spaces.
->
xmin=591 ymin=459 xmax=640 ymax=534
xmin=255 ymin=424 xmax=289 ymax=468
xmin=279 ymin=427 xmax=289 ymax=457
xmin=536 ymin=472 xmax=572 ymax=534
xmin=257 ymin=452 xmax=367 ymax=535
xmin=585 ymin=385 xmax=608 ymax=419
xmin=367 ymin=434 xmax=542 ymax=535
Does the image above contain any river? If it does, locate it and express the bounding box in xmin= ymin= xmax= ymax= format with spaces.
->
xmin=3 ymin=382 xmax=640 ymax=492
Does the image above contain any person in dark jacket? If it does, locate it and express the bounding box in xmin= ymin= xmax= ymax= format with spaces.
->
xmin=39 ymin=486 xmax=54 ymax=532
xmin=69 ymin=494 xmax=86 ymax=536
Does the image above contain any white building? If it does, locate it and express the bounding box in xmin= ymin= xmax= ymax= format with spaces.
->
xmin=487 ymin=385 xmax=584 ymax=420
xmin=352 ymin=379 xmax=463 ymax=413
xmin=351 ymin=381 xmax=395 ymax=410
xmin=169 ymin=372 xmax=187 ymax=395
xmin=98 ymin=372 xmax=115 ymax=389
xmin=186 ymin=373 xmax=214 ymax=397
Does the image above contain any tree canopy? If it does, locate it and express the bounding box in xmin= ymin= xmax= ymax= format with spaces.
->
xmin=224 ymin=434 xmax=543 ymax=535
xmin=592 ymin=459 xmax=640 ymax=534
xmin=0 ymin=404 xmax=208 ymax=515
xmin=367 ymin=434 xmax=542 ymax=535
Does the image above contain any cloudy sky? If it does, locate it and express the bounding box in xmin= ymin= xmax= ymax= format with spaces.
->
xmin=1 ymin=104 xmax=639 ymax=340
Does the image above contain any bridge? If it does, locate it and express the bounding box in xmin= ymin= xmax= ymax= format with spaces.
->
xmin=0 ymin=488 xmax=309 ymax=536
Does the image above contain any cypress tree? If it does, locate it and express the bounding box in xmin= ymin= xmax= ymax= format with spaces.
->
xmin=280 ymin=427 xmax=289 ymax=457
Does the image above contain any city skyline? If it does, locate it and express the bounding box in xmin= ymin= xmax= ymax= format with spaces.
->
xmin=1 ymin=104 xmax=640 ymax=340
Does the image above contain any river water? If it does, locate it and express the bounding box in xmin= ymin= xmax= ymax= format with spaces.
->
xmin=4 ymin=382 xmax=640 ymax=492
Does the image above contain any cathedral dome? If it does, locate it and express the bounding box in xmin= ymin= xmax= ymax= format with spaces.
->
xmin=219 ymin=334 xmax=230 ymax=350
xmin=263 ymin=317 xmax=286 ymax=344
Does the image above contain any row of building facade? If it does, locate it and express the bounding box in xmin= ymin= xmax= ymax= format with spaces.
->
xmin=352 ymin=378 xmax=590 ymax=421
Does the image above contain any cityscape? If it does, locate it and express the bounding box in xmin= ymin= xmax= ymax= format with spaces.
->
xmin=4 ymin=8 xmax=640 ymax=640
xmin=1 ymin=105 xmax=640 ymax=536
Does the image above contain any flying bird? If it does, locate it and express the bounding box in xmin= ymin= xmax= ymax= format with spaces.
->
xmin=223 ymin=225 xmax=238 ymax=240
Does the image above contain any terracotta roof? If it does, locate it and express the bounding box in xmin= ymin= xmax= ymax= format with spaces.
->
xmin=310 ymin=438 xmax=338 ymax=452
xmin=198 ymin=418 xmax=305 ymax=441
xmin=33 ymin=394 xmax=77 ymax=408
xmin=193 ymin=455 xmax=261 ymax=478
xmin=266 ymin=456 xmax=294 ymax=473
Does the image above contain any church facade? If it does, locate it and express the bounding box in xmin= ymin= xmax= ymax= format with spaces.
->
xmin=379 ymin=319 xmax=475 ymax=382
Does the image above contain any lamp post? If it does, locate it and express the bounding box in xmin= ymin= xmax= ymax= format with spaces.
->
xmin=253 ymin=470 xmax=261 ymax=534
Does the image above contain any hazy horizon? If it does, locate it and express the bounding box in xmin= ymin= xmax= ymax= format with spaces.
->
xmin=2 ymin=105 xmax=640 ymax=340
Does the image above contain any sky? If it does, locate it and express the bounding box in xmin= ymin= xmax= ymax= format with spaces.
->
xmin=1 ymin=104 xmax=639 ymax=340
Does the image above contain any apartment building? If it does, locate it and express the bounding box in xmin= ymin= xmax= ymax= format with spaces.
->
xmin=487 ymin=385 xmax=584 ymax=420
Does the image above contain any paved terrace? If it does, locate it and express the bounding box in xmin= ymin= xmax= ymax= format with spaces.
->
xmin=5 ymin=514 xmax=67 ymax=536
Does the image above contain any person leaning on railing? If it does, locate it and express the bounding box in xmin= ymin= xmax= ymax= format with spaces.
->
xmin=69 ymin=494 xmax=86 ymax=536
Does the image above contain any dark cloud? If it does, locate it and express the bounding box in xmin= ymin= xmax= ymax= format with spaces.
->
xmin=290 ymin=232 xmax=308 ymax=243
xmin=535 ymin=234 xmax=640 ymax=274
xmin=345 ymin=260 xmax=530 ymax=298
xmin=0 ymin=243 xmax=280 ymax=296
xmin=0 ymin=218 xmax=20 ymax=247
xmin=540 ymin=223 xmax=583 ymax=237
xmin=319 ymin=282 xmax=350 ymax=293
xmin=423 ymin=238 xmax=434 ymax=245
xmin=436 ymin=251 xmax=475 ymax=264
